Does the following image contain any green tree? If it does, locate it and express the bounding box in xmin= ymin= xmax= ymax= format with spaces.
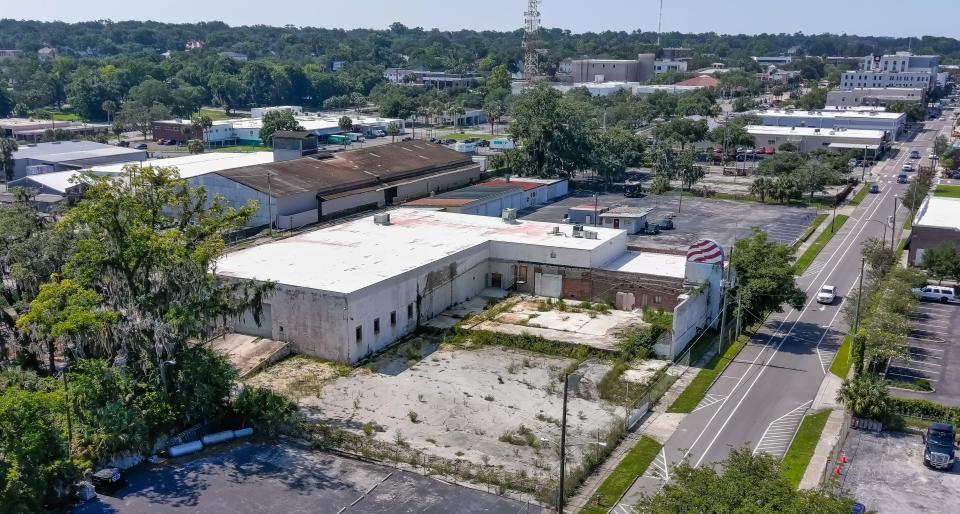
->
xmin=233 ymin=387 xmax=301 ymax=437
xmin=190 ymin=113 xmax=213 ymax=142
xmin=921 ymin=243 xmax=960 ymax=284
xmin=505 ymin=83 xmax=595 ymax=178
xmin=387 ymin=121 xmax=401 ymax=143
xmin=170 ymin=84 xmax=205 ymax=118
xmin=116 ymin=100 xmax=170 ymax=141
xmin=796 ymin=87 xmax=828 ymax=110
xmin=208 ymin=73 xmax=245 ymax=115
xmin=0 ymin=387 xmax=81 ymax=512
xmin=837 ymin=374 xmax=892 ymax=420
xmin=101 ymin=100 xmax=117 ymax=123
xmin=11 ymin=103 xmax=30 ymax=118
xmin=187 ymin=139 xmax=205 ymax=154
xmin=676 ymin=149 xmax=705 ymax=200
xmin=338 ymin=115 xmax=353 ymax=133
xmin=637 ymin=448 xmax=852 ymax=513
xmin=111 ymin=121 xmax=125 ymax=143
xmin=259 ymin=110 xmax=304 ymax=147
xmin=1 ymin=138 xmax=18 ymax=182
xmin=886 ymin=101 xmax=925 ymax=123
xmin=933 ymin=135 xmax=949 ymax=158
xmin=592 ymin=127 xmax=644 ymax=184
xmin=483 ymin=96 xmax=507 ymax=135
xmin=749 ymin=176 xmax=774 ymax=202
xmin=796 ymin=158 xmax=837 ymax=201
xmin=733 ymin=228 xmax=806 ymax=322
xmin=652 ymin=117 xmax=709 ymax=150
xmin=484 ymin=64 xmax=511 ymax=93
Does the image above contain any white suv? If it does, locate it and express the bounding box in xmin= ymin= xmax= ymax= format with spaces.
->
xmin=913 ymin=285 xmax=956 ymax=303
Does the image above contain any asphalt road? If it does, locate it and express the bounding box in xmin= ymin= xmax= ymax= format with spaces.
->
xmin=73 ymin=441 xmax=540 ymax=514
xmin=616 ymin=116 xmax=957 ymax=512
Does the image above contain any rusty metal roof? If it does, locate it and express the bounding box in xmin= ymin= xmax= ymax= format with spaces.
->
xmin=216 ymin=141 xmax=473 ymax=198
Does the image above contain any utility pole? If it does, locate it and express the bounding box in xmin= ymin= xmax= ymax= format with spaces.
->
xmin=267 ymin=172 xmax=274 ymax=233
xmin=558 ymin=374 xmax=569 ymax=513
xmin=656 ymin=0 xmax=664 ymax=47
xmin=890 ymin=195 xmax=898 ymax=250
xmin=718 ymin=248 xmax=731 ymax=355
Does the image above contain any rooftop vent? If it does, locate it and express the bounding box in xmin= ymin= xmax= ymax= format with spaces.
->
xmin=583 ymin=230 xmax=599 ymax=240
xmin=572 ymin=225 xmax=585 ymax=238
xmin=501 ymin=208 xmax=518 ymax=223
xmin=373 ymin=213 xmax=391 ymax=225
xmin=547 ymin=226 xmax=561 ymax=235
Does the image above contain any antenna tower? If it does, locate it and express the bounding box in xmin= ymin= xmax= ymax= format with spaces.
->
xmin=523 ymin=0 xmax=541 ymax=79
xmin=657 ymin=0 xmax=663 ymax=47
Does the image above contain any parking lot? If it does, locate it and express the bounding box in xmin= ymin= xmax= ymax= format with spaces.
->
xmin=886 ymin=300 xmax=960 ymax=407
xmin=520 ymin=193 xmax=816 ymax=253
xmin=74 ymin=441 xmax=539 ymax=514
xmin=839 ymin=429 xmax=960 ymax=513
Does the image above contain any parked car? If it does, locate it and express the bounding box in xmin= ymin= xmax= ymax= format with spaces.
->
xmin=910 ymin=150 xmax=921 ymax=159
xmin=902 ymin=163 xmax=914 ymax=172
xmin=476 ymin=140 xmax=490 ymax=147
xmin=913 ymin=285 xmax=956 ymax=303
xmin=897 ymin=174 xmax=908 ymax=184
xmin=134 ymin=143 xmax=148 ymax=150
xmin=116 ymin=140 xmax=130 ymax=147
xmin=949 ymin=170 xmax=960 ymax=179
xmin=657 ymin=218 xmax=674 ymax=230
xmin=848 ymin=158 xmax=858 ymax=168
xmin=816 ymin=285 xmax=837 ymax=304
xmin=922 ymin=423 xmax=956 ymax=470
xmin=91 ymin=467 xmax=125 ymax=494
xmin=642 ymin=224 xmax=661 ymax=235
xmin=869 ymin=183 xmax=880 ymax=193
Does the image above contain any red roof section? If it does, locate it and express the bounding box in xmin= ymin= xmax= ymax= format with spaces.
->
xmin=675 ymin=75 xmax=721 ymax=88
xmin=483 ymin=180 xmax=543 ymax=191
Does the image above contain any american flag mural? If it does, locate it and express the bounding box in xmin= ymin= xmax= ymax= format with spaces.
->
xmin=686 ymin=239 xmax=724 ymax=264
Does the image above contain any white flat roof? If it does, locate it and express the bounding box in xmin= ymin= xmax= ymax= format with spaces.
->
xmin=600 ymin=251 xmax=687 ymax=279
xmin=87 ymin=152 xmax=275 ymax=179
xmin=216 ymin=209 xmax=623 ymax=295
xmin=9 ymin=170 xmax=87 ymax=193
xmin=914 ymin=197 xmax=960 ymax=230
xmin=231 ymin=114 xmax=403 ymax=131
xmin=13 ymin=141 xmax=144 ymax=162
xmin=757 ymin=109 xmax=904 ymax=121
xmin=746 ymin=125 xmax=886 ymax=139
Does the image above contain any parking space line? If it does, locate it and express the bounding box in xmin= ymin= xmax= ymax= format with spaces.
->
xmin=886 ymin=371 xmax=939 ymax=382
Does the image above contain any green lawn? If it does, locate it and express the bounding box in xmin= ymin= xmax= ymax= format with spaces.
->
xmin=668 ymin=334 xmax=748 ymax=413
xmin=52 ymin=112 xmax=82 ymax=121
xmin=210 ymin=145 xmax=269 ymax=153
xmin=442 ymin=133 xmax=498 ymax=141
xmin=795 ymin=215 xmax=850 ymax=274
xmin=934 ymin=185 xmax=960 ymax=198
xmin=829 ymin=335 xmax=853 ymax=378
xmin=578 ymin=436 xmax=662 ymax=514
xmin=848 ymin=183 xmax=870 ymax=206
xmin=199 ymin=108 xmax=235 ymax=121
xmin=781 ymin=409 xmax=832 ymax=488
xmin=903 ymin=210 xmax=916 ymax=230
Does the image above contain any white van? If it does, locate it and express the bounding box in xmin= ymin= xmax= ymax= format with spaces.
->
xmin=912 ymin=285 xmax=956 ymax=303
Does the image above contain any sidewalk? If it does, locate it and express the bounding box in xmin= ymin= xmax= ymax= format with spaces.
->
xmin=799 ymin=372 xmax=846 ymax=490
xmin=565 ymin=345 xmax=718 ymax=512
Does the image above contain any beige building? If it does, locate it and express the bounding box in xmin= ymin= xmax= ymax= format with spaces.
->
xmin=571 ymin=54 xmax=655 ymax=83
xmin=745 ymin=125 xmax=886 ymax=156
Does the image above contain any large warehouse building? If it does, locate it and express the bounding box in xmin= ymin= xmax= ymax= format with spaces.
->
xmin=216 ymin=209 xmax=725 ymax=363
xmin=8 ymin=140 xmax=146 ymax=180
xmin=756 ymin=108 xmax=906 ymax=138
xmin=745 ymin=125 xmax=887 ymax=156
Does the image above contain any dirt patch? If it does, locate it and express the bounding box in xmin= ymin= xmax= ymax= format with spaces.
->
xmin=300 ymin=345 xmax=628 ymax=479
xmin=244 ymin=355 xmax=351 ymax=400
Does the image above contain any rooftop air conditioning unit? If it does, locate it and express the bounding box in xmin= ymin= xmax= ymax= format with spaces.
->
xmin=501 ymin=208 xmax=518 ymax=223
xmin=373 ymin=213 xmax=391 ymax=225
xmin=572 ymin=225 xmax=585 ymax=238
xmin=583 ymin=230 xmax=599 ymax=240
xmin=548 ymin=226 xmax=561 ymax=235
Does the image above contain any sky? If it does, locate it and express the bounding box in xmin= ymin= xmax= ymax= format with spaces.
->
xmin=0 ymin=0 xmax=958 ymax=39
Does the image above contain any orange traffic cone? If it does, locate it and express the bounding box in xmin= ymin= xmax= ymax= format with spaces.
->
xmin=834 ymin=466 xmax=842 ymax=476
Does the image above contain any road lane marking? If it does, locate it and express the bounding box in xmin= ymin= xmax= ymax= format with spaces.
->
xmin=753 ymin=400 xmax=813 ymax=458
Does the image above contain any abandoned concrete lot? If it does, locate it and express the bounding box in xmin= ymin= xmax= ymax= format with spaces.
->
xmin=73 ymin=440 xmax=539 ymax=514
xmin=839 ymin=429 xmax=960 ymax=513
xmin=519 ymin=193 xmax=816 ymax=253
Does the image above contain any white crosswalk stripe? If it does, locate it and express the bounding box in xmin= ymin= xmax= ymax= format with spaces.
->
xmin=753 ymin=401 xmax=813 ymax=459
xmin=643 ymin=448 xmax=670 ymax=481
xmin=692 ymin=394 xmax=727 ymax=413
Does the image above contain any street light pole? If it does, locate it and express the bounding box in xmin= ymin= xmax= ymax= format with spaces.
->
xmin=558 ymin=374 xmax=569 ymax=513
xmin=891 ymin=195 xmax=899 ymax=250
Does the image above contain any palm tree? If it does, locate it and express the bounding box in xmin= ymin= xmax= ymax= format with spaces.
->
xmin=750 ymin=177 xmax=773 ymax=203
xmin=102 ymin=100 xmax=117 ymax=123
xmin=837 ymin=374 xmax=891 ymax=420
xmin=773 ymin=176 xmax=796 ymax=203
xmin=387 ymin=122 xmax=401 ymax=143
xmin=0 ymin=137 xmax=19 ymax=182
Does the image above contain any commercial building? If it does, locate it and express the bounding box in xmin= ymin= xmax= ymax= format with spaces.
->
xmin=826 ymin=87 xmax=927 ymax=108
xmin=745 ymin=125 xmax=886 ymax=156
xmin=0 ymin=49 xmax=17 ymax=60
xmin=661 ymin=48 xmax=693 ymax=61
xmin=7 ymin=140 xmax=146 ymax=180
xmin=216 ymin=209 xmax=723 ymax=363
xmin=383 ymin=69 xmax=482 ymax=88
xmin=210 ymin=141 xmax=481 ymax=229
xmin=404 ymin=177 xmax=568 ymax=215
xmin=571 ymin=54 xmax=655 ymax=84
xmin=152 ymin=112 xmax=406 ymax=146
xmin=598 ymin=207 xmax=653 ymax=234
xmin=0 ymin=119 xmax=110 ymax=143
xmin=840 ymin=52 xmax=941 ymax=91
xmin=654 ymin=60 xmax=688 ymax=74
xmin=909 ymin=197 xmax=960 ymax=267
xmin=756 ymin=108 xmax=906 ymax=138
xmin=752 ymin=55 xmax=793 ymax=66
xmin=522 ymin=82 xmax=706 ymax=98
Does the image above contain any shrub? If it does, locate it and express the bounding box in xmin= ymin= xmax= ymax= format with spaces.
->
xmin=232 ymin=387 xmax=301 ymax=437
xmin=407 ymin=410 xmax=420 ymax=423
xmin=916 ymin=379 xmax=933 ymax=391
xmin=837 ymin=374 xmax=892 ymax=421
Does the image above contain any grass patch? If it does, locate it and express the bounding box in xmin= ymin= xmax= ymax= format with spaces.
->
xmin=795 ymin=215 xmax=850 ymax=274
xmin=848 ymin=184 xmax=870 ymax=206
xmin=210 ymin=145 xmax=270 ymax=153
xmin=667 ymin=334 xmax=748 ymax=413
xmin=578 ymin=436 xmax=662 ymax=514
xmin=934 ymin=184 xmax=960 ymax=198
xmin=829 ymin=335 xmax=853 ymax=378
xmin=199 ymin=108 xmax=235 ymax=121
xmin=781 ymin=409 xmax=832 ymax=488
xmin=441 ymin=133 xmax=498 ymax=141
xmin=52 ymin=112 xmax=82 ymax=122
xmin=792 ymin=213 xmax=828 ymax=248
xmin=903 ymin=210 xmax=916 ymax=230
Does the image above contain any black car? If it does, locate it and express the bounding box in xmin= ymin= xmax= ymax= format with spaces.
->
xmin=91 ymin=467 xmax=125 ymax=494
xmin=869 ymin=183 xmax=880 ymax=193
xmin=897 ymin=174 xmax=908 ymax=184
xmin=642 ymin=224 xmax=660 ymax=235
xmin=657 ymin=218 xmax=674 ymax=230
xmin=134 ymin=143 xmax=148 ymax=150
xmin=922 ymin=422 xmax=956 ymax=470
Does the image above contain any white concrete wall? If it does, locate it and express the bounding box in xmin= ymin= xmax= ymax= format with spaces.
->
xmin=191 ymin=173 xmax=274 ymax=228
xmin=277 ymin=209 xmax=318 ymax=230
xmin=666 ymin=289 xmax=710 ymax=360
xmin=394 ymin=165 xmax=481 ymax=202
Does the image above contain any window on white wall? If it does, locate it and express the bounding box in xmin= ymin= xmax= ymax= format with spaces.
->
xmin=355 ymin=325 xmax=362 ymax=343
xmin=374 ymin=318 xmax=380 ymax=336
xmin=390 ymin=311 xmax=397 ymax=327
